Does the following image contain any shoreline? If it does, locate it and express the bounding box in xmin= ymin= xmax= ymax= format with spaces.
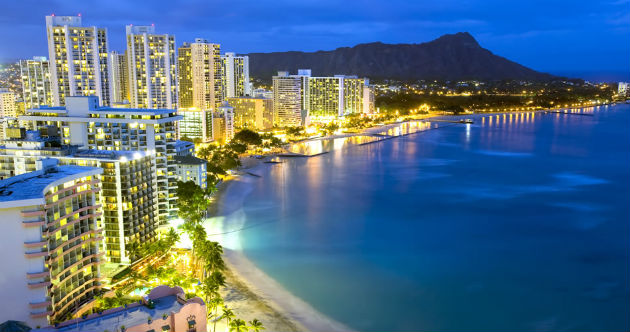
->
xmin=212 ymin=163 xmax=353 ymax=332
xmin=211 ymin=104 xmax=611 ymax=331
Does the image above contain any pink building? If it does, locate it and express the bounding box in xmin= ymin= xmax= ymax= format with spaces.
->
xmin=35 ymin=286 xmax=207 ymax=332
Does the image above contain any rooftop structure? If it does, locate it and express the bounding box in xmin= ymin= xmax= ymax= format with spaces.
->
xmin=34 ymin=286 xmax=206 ymax=332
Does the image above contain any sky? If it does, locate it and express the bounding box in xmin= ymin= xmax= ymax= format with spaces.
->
xmin=0 ymin=0 xmax=628 ymax=80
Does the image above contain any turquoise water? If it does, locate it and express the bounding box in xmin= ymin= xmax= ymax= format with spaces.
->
xmin=220 ymin=105 xmax=630 ymax=332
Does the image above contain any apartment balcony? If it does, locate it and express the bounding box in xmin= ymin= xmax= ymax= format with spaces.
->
xmin=26 ymin=270 xmax=50 ymax=279
xmin=24 ymin=248 xmax=48 ymax=259
xmin=27 ymin=280 xmax=51 ymax=289
xmin=24 ymin=240 xmax=47 ymax=249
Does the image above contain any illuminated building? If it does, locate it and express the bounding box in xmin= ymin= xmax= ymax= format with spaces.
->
xmin=272 ymin=70 xmax=374 ymax=124
xmin=177 ymin=39 xmax=222 ymax=110
xmin=0 ymin=160 xmax=103 ymax=326
xmin=212 ymin=102 xmax=234 ymax=142
xmin=227 ymin=96 xmax=273 ymax=130
xmin=177 ymin=109 xmax=213 ymax=142
xmin=126 ymin=25 xmax=177 ymax=109
xmin=20 ymin=57 xmax=53 ymax=109
xmin=221 ymin=52 xmax=250 ymax=98
xmin=108 ymin=51 xmax=128 ymax=104
xmin=174 ymin=155 xmax=207 ymax=189
xmin=19 ymin=96 xmax=182 ymax=222
xmin=0 ymin=88 xmax=18 ymax=139
xmin=272 ymin=71 xmax=302 ymax=127
xmin=45 ymin=15 xmax=110 ymax=106
xmin=0 ymin=132 xmax=160 ymax=265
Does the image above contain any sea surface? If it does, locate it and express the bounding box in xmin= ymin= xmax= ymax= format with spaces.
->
xmin=213 ymin=105 xmax=630 ymax=332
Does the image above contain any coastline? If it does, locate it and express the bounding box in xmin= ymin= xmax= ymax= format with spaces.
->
xmin=211 ymin=104 xmax=611 ymax=331
xmin=212 ymin=160 xmax=353 ymax=332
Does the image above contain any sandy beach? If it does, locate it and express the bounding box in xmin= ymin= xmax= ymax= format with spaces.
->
xmin=207 ymin=157 xmax=352 ymax=332
xmin=210 ymin=109 xmax=584 ymax=332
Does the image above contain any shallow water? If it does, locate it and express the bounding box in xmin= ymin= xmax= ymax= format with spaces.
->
xmin=217 ymin=105 xmax=630 ymax=332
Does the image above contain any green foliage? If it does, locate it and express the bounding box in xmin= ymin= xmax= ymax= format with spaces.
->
xmin=233 ymin=129 xmax=262 ymax=146
xmin=229 ymin=318 xmax=249 ymax=332
xmin=197 ymin=145 xmax=242 ymax=176
xmin=177 ymin=181 xmax=212 ymax=225
xmin=248 ymin=319 xmax=265 ymax=332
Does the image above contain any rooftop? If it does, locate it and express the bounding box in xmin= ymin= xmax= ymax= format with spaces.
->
xmin=0 ymin=165 xmax=101 ymax=204
xmin=174 ymin=155 xmax=206 ymax=165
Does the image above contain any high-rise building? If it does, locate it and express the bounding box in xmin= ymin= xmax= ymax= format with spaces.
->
xmin=177 ymin=39 xmax=222 ymax=110
xmin=227 ymin=96 xmax=273 ymax=130
xmin=0 ymin=88 xmax=18 ymax=139
xmin=58 ymin=150 xmax=158 ymax=264
xmin=0 ymin=160 xmax=103 ymax=326
xmin=177 ymin=109 xmax=213 ymax=143
xmin=0 ymin=88 xmax=18 ymax=118
xmin=272 ymin=70 xmax=373 ymax=123
xmin=19 ymin=96 xmax=181 ymax=221
xmin=45 ymin=15 xmax=110 ymax=106
xmin=177 ymin=43 xmax=193 ymax=109
xmin=272 ymin=72 xmax=302 ymax=127
xmin=126 ymin=25 xmax=177 ymax=109
xmin=212 ymin=102 xmax=234 ymax=142
xmin=618 ymin=82 xmax=629 ymax=97
xmin=108 ymin=51 xmax=128 ymax=104
xmin=221 ymin=52 xmax=250 ymax=98
xmin=0 ymin=131 xmax=160 ymax=265
xmin=20 ymin=56 xmax=53 ymax=109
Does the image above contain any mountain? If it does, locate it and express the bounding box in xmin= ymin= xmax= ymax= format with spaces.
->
xmin=247 ymin=32 xmax=557 ymax=81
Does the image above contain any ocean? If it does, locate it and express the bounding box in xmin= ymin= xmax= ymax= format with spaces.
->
xmin=213 ymin=105 xmax=630 ymax=332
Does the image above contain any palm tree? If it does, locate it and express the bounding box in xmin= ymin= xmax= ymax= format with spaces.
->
xmin=208 ymin=296 xmax=224 ymax=332
xmin=248 ymin=319 xmax=264 ymax=332
xmin=229 ymin=319 xmax=248 ymax=332
xmin=222 ymin=307 xmax=235 ymax=332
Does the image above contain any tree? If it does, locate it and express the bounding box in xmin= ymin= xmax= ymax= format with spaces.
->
xmin=230 ymin=319 xmax=248 ymax=332
xmin=248 ymin=319 xmax=265 ymax=332
xmin=233 ymin=129 xmax=262 ymax=146
xmin=223 ymin=307 xmax=235 ymax=332
xmin=177 ymin=181 xmax=212 ymax=226
xmin=208 ymin=296 xmax=224 ymax=332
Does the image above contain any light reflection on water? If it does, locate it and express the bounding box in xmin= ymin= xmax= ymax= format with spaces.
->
xmin=216 ymin=105 xmax=629 ymax=332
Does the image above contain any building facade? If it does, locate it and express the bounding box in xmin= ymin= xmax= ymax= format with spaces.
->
xmin=272 ymin=72 xmax=302 ymax=127
xmin=126 ymin=25 xmax=177 ymax=109
xmin=19 ymin=96 xmax=181 ymax=221
xmin=174 ymin=155 xmax=207 ymax=189
xmin=212 ymin=102 xmax=234 ymax=142
xmin=20 ymin=56 xmax=53 ymax=110
xmin=0 ymin=161 xmax=103 ymax=326
xmin=227 ymin=96 xmax=273 ymax=130
xmin=221 ymin=52 xmax=250 ymax=98
xmin=34 ymin=286 xmax=207 ymax=332
xmin=177 ymin=39 xmax=222 ymax=111
xmin=177 ymin=109 xmax=213 ymax=143
xmin=108 ymin=51 xmax=128 ymax=104
xmin=45 ymin=15 xmax=110 ymax=106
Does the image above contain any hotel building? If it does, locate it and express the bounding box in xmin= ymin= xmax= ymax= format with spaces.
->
xmin=0 ymin=161 xmax=103 ymax=326
xmin=126 ymin=25 xmax=177 ymax=109
xmin=272 ymin=72 xmax=303 ymax=127
xmin=20 ymin=57 xmax=53 ymax=109
xmin=108 ymin=51 xmax=128 ymax=104
xmin=177 ymin=39 xmax=222 ymax=110
xmin=0 ymin=88 xmax=19 ymax=139
xmin=0 ymin=131 xmax=160 ymax=265
xmin=227 ymin=96 xmax=273 ymax=130
xmin=19 ymin=96 xmax=181 ymax=221
xmin=221 ymin=52 xmax=250 ymax=98
xmin=33 ymin=286 xmax=207 ymax=332
xmin=212 ymin=102 xmax=234 ymax=143
xmin=45 ymin=15 xmax=110 ymax=106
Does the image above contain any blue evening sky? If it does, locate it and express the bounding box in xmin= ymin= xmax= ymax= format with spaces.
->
xmin=0 ymin=0 xmax=628 ymax=80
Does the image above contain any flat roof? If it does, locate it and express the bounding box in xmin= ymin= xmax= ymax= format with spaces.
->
xmin=54 ymin=295 xmax=184 ymax=332
xmin=0 ymin=165 xmax=101 ymax=203
xmin=174 ymin=155 xmax=206 ymax=165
